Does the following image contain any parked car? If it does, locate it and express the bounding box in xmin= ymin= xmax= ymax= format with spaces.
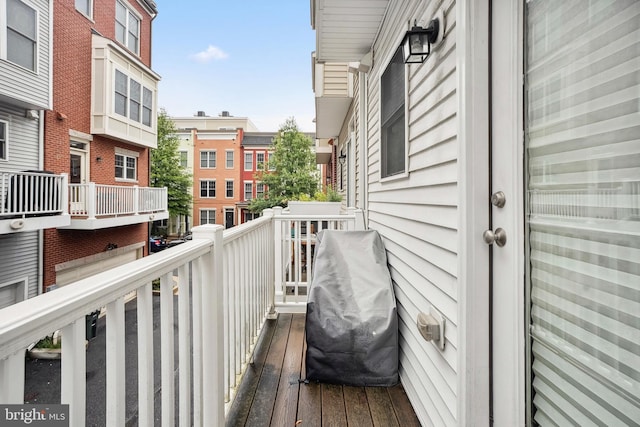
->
xmin=149 ymin=236 xmax=167 ymax=253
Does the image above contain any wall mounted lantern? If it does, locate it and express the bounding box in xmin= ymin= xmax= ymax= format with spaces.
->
xmin=338 ymin=152 xmax=347 ymax=165
xmin=400 ymin=18 xmax=440 ymax=64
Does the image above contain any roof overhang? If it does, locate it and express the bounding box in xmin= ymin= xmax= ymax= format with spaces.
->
xmin=315 ymin=97 xmax=351 ymax=139
xmin=311 ymin=0 xmax=389 ymax=62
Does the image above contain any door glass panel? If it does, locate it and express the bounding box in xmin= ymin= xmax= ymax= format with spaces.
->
xmin=525 ymin=0 xmax=640 ymax=424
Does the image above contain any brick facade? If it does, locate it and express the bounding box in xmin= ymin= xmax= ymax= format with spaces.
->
xmin=42 ymin=0 xmax=155 ymax=289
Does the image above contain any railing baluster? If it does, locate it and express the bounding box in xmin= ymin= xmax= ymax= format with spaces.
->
xmin=222 ymin=244 xmax=230 ymax=401
xmin=191 ymin=258 xmax=203 ymax=427
xmin=160 ymin=272 xmax=175 ymax=427
xmin=177 ymin=264 xmax=191 ymax=427
xmin=62 ymin=318 xmax=87 ymax=427
xmin=232 ymin=241 xmax=241 ymax=385
xmin=106 ymin=298 xmax=126 ymax=426
xmin=137 ymin=283 xmax=154 ymax=427
xmin=0 ymin=351 xmax=25 ymax=403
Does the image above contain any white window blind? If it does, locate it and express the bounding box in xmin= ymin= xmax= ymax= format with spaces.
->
xmin=525 ymin=0 xmax=640 ymax=425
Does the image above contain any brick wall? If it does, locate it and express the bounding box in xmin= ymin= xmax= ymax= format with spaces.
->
xmin=42 ymin=0 xmax=155 ymax=289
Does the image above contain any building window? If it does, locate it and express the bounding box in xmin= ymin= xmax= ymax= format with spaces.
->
xmin=200 ymin=150 xmax=216 ymax=168
xmin=200 ymin=180 xmax=216 ymax=198
xmin=7 ymin=0 xmax=37 ymax=72
xmin=268 ymin=152 xmax=275 ymax=171
xmin=115 ymin=153 xmax=137 ymax=180
xmin=244 ymin=152 xmax=253 ymax=171
xmin=115 ymin=0 xmax=139 ymax=55
xmin=0 ymin=121 xmax=7 ymax=161
xmin=226 ymin=150 xmax=234 ymax=168
xmin=75 ymin=0 xmax=92 ymax=18
xmin=142 ymin=87 xmax=152 ymax=126
xmin=256 ymin=152 xmax=265 ymax=170
xmin=226 ymin=180 xmax=234 ymax=198
xmin=256 ymin=183 xmax=264 ymax=198
xmin=113 ymin=69 xmax=153 ymax=126
xmin=380 ymin=48 xmax=407 ymax=179
xmin=244 ymin=182 xmax=253 ymax=201
xmin=179 ymin=151 xmax=187 ymax=168
xmin=129 ymin=79 xmax=141 ymax=122
xmin=200 ymin=209 xmax=216 ymax=225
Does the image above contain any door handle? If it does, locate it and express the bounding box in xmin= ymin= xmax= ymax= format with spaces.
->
xmin=483 ymin=228 xmax=507 ymax=247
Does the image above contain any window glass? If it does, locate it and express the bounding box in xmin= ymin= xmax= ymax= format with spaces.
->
xmin=256 ymin=183 xmax=264 ymax=198
xmin=256 ymin=152 xmax=265 ymax=170
xmin=200 ymin=151 xmax=216 ymax=168
xmin=226 ymin=180 xmax=234 ymax=198
xmin=115 ymin=0 xmax=139 ymax=55
xmin=200 ymin=209 xmax=216 ymax=225
xmin=244 ymin=152 xmax=253 ymax=170
xmin=142 ymin=87 xmax=152 ymax=126
xmin=0 ymin=122 xmax=7 ymax=160
xmin=114 ymin=70 xmax=128 ymax=116
xmin=75 ymin=0 xmax=92 ymax=17
xmin=129 ymin=79 xmax=141 ymax=122
xmin=244 ymin=182 xmax=253 ymax=200
xmin=179 ymin=151 xmax=187 ymax=168
xmin=226 ymin=151 xmax=234 ymax=168
xmin=7 ymin=0 xmax=37 ymax=71
xmin=115 ymin=153 xmax=136 ymax=180
xmin=200 ymin=180 xmax=216 ymax=198
xmin=380 ymin=48 xmax=406 ymax=178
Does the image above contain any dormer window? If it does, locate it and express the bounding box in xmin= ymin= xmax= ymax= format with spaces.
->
xmin=115 ymin=0 xmax=139 ymax=55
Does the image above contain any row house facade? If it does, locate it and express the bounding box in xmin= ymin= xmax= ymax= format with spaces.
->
xmin=238 ymin=132 xmax=275 ymax=223
xmin=173 ymin=112 xmax=258 ymax=231
xmin=312 ymin=0 xmax=639 ymax=425
xmin=39 ymin=0 xmax=166 ymax=290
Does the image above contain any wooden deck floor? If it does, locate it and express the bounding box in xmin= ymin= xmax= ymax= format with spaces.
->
xmin=225 ymin=313 xmax=421 ymax=427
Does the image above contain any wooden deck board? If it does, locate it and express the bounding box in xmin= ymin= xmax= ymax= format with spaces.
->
xmin=226 ymin=314 xmax=420 ymax=427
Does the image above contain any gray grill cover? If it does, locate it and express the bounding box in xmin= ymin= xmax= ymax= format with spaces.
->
xmin=305 ymin=230 xmax=398 ymax=386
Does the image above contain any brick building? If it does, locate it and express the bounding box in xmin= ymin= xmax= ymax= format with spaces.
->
xmin=42 ymin=0 xmax=166 ymax=289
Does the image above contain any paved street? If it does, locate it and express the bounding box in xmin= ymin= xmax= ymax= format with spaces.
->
xmin=24 ymin=294 xmax=180 ymax=426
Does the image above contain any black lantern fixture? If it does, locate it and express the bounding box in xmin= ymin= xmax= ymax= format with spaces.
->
xmin=401 ymin=18 xmax=440 ymax=64
xmin=338 ymin=152 xmax=347 ymax=165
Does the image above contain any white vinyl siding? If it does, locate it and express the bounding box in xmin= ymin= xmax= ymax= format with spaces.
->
xmin=0 ymin=231 xmax=39 ymax=303
xmin=367 ymin=1 xmax=459 ymax=425
xmin=0 ymin=104 xmax=39 ymax=170
xmin=0 ymin=0 xmax=50 ymax=109
xmin=525 ymin=1 xmax=640 ymax=424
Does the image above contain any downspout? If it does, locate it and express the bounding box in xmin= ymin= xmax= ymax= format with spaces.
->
xmin=358 ymin=71 xmax=368 ymax=226
xmin=38 ymin=110 xmax=45 ymax=294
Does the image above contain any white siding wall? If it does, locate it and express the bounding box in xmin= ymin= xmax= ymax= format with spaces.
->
xmin=0 ymin=0 xmax=51 ymax=109
xmin=0 ymin=104 xmax=41 ymax=171
xmin=0 ymin=232 xmax=39 ymax=301
xmin=366 ymin=1 xmax=458 ymax=425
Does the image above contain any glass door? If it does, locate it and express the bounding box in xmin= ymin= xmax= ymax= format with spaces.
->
xmin=524 ymin=0 xmax=640 ymax=424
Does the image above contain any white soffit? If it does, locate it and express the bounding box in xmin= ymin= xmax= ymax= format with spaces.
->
xmin=313 ymin=0 xmax=389 ymax=62
xmin=315 ymin=97 xmax=351 ymax=139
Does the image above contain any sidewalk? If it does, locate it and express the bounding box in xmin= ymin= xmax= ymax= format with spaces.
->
xmin=24 ymin=294 xmax=179 ymax=426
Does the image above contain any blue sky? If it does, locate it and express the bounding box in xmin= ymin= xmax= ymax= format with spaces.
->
xmin=152 ymin=1 xmax=316 ymax=132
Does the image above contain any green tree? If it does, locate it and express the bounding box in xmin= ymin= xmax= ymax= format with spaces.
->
xmin=249 ymin=117 xmax=318 ymax=212
xmin=151 ymin=109 xmax=192 ymax=218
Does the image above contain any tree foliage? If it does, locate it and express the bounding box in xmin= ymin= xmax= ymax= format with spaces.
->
xmin=151 ymin=109 xmax=192 ymax=217
xmin=248 ymin=117 xmax=318 ymax=212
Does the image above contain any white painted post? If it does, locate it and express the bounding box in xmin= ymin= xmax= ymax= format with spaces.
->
xmin=137 ymin=283 xmax=154 ymax=427
xmin=0 ymin=351 xmax=25 ymax=403
xmin=272 ymin=206 xmax=283 ymax=317
xmin=191 ymin=257 xmax=203 ymax=426
xmin=61 ymin=173 xmax=69 ymax=215
xmin=106 ymin=297 xmax=126 ymax=427
xmin=354 ymin=208 xmax=366 ymax=230
xmin=61 ymin=318 xmax=87 ymax=427
xmin=160 ymin=272 xmax=175 ymax=427
xmin=87 ymin=182 xmax=97 ymax=220
xmin=192 ymin=224 xmax=224 ymax=427
xmin=133 ymin=185 xmax=140 ymax=215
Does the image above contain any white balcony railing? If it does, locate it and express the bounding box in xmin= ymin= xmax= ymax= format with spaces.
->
xmin=0 ymin=171 xmax=68 ymax=217
xmin=0 ymin=207 xmax=363 ymax=426
xmin=68 ymin=183 xmax=167 ymax=218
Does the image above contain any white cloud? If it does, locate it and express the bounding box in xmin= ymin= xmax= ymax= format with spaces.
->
xmin=190 ymin=45 xmax=229 ymax=63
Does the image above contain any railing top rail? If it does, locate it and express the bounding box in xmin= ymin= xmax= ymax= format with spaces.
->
xmin=223 ymin=209 xmax=273 ymax=243
xmin=0 ymin=238 xmax=213 ymax=360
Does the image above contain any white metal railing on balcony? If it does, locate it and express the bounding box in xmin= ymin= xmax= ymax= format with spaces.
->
xmin=68 ymin=183 xmax=167 ymax=218
xmin=0 ymin=207 xmax=363 ymax=426
xmin=0 ymin=171 xmax=68 ymax=217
